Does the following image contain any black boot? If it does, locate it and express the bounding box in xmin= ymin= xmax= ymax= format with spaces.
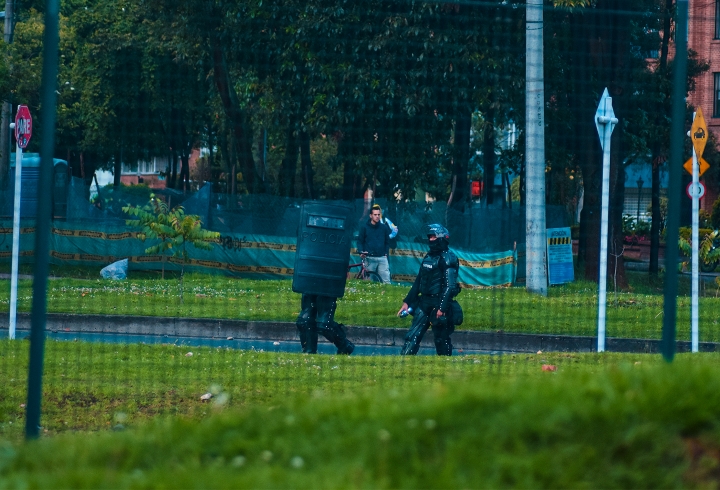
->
xmin=401 ymin=337 xmax=421 ymax=355
xmin=332 ymin=324 xmax=354 ymax=355
xmin=297 ymin=323 xmax=318 ymax=354
xmin=318 ymin=322 xmax=354 ymax=355
xmin=434 ymin=337 xmax=452 ymax=356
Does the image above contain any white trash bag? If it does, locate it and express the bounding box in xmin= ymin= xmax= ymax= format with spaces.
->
xmin=100 ymin=258 xmax=128 ymax=280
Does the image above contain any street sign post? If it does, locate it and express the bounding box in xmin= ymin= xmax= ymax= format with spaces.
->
xmin=14 ymin=105 xmax=31 ymax=149
xmin=689 ymin=108 xmax=707 ymax=353
xmin=9 ymin=105 xmax=31 ymax=340
xmin=594 ymin=88 xmax=618 ymax=353
xmin=686 ymin=182 xmax=705 ymax=200
xmin=691 ymin=107 xmax=707 ymax=158
xmin=684 ymin=157 xmax=709 ymax=177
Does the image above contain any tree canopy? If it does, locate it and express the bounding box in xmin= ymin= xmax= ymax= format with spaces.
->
xmin=0 ymin=0 xmax=707 ymax=282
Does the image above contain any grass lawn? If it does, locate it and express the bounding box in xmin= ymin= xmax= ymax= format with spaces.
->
xmin=0 ymin=338 xmax=630 ymax=442
xmin=1 ymin=264 xmax=719 ymax=340
xmin=1 ymin=339 xmax=720 ymax=487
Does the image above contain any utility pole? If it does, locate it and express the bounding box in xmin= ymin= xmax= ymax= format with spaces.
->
xmin=525 ymin=0 xmax=548 ymax=296
xmin=661 ymin=0 xmax=689 ymax=362
xmin=0 ymin=0 xmax=15 ymax=190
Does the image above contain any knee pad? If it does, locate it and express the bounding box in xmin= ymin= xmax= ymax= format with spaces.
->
xmin=401 ymin=311 xmax=430 ymax=355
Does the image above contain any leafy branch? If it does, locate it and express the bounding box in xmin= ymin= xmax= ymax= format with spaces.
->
xmin=124 ymin=196 xmax=220 ymax=300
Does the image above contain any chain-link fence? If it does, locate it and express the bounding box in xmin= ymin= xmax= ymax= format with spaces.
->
xmin=0 ymin=1 xmax=712 ymax=462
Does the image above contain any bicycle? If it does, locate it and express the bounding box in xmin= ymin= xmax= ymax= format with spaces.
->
xmin=347 ymin=254 xmax=382 ymax=282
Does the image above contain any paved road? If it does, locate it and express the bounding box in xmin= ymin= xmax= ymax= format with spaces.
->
xmin=40 ymin=330 xmax=501 ymax=356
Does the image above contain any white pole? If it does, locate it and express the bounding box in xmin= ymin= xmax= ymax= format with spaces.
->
xmin=9 ymin=128 xmax=22 ymax=340
xmin=691 ymin=145 xmax=699 ymax=353
xmin=525 ymin=0 xmax=548 ymax=296
xmin=595 ymin=92 xmax=618 ymax=353
xmin=597 ymin=117 xmax=612 ymax=352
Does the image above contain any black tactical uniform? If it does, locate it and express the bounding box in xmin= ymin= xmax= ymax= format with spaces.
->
xmin=400 ymin=224 xmax=461 ymax=356
xmin=293 ymin=202 xmax=355 ymax=355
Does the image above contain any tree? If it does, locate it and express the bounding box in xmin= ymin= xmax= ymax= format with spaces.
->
xmin=124 ymin=197 xmax=219 ymax=300
xmin=542 ymin=0 xmax=690 ymax=288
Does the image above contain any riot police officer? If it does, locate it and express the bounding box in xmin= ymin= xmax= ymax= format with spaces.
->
xmin=293 ymin=202 xmax=355 ymax=355
xmin=397 ymin=224 xmax=461 ymax=356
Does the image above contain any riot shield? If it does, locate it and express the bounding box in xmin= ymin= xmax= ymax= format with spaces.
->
xmin=292 ymin=202 xmax=353 ymax=297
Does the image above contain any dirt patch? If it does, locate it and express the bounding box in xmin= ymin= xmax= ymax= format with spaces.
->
xmin=56 ymin=391 xmax=100 ymax=408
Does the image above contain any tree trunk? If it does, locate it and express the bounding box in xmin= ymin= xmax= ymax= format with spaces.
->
xmin=570 ymin=15 xmax=596 ymax=278
xmin=604 ymin=1 xmax=630 ymax=291
xmin=650 ymin=154 xmax=662 ymax=274
xmin=169 ymin=150 xmax=178 ymax=189
xmin=0 ymin=0 xmax=15 ymax=190
xmin=611 ymin=159 xmax=629 ymax=290
xmin=211 ymin=40 xmax=263 ymax=193
xmin=226 ymin=126 xmax=237 ymax=200
xmin=0 ymin=101 xmax=9 ymax=190
xmin=208 ymin=124 xmax=215 ymax=188
xmin=340 ymin=129 xmax=357 ymax=201
xmin=504 ymin=172 xmax=512 ymax=209
xmin=279 ymin=122 xmax=298 ymax=197
xmin=300 ymin=131 xmax=314 ymax=199
xmin=180 ymin=150 xmax=190 ymax=193
xmin=482 ymin=113 xmax=496 ymax=206
xmin=229 ymin=163 xmax=236 ymax=199
xmin=650 ymin=0 xmax=673 ymax=276
xmin=113 ymin=151 xmax=122 ymax=187
xmin=574 ymin=0 xmax=631 ymax=287
xmin=450 ymin=110 xmax=471 ymax=212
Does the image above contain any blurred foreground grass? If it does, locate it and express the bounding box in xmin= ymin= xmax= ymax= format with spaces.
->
xmin=1 ymin=341 xmax=720 ymax=487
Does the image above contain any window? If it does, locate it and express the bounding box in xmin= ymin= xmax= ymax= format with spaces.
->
xmin=120 ymin=157 xmax=169 ymax=175
xmin=715 ymin=73 xmax=720 ymax=117
xmin=716 ymin=0 xmax=720 ymax=39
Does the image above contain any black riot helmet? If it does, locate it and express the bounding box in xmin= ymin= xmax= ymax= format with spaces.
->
xmin=426 ymin=223 xmax=450 ymax=253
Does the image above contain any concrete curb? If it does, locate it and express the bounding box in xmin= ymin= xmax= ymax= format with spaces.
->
xmin=3 ymin=313 xmax=718 ymax=354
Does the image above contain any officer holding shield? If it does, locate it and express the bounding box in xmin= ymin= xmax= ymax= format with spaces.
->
xmin=397 ymin=224 xmax=462 ymax=356
xmin=293 ymin=203 xmax=355 ymax=355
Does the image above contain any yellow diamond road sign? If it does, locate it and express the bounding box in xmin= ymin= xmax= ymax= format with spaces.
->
xmin=684 ymin=157 xmax=710 ymax=177
xmin=691 ymin=107 xmax=708 ymax=158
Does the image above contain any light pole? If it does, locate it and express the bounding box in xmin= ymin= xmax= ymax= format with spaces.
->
xmin=636 ymin=176 xmax=644 ymax=229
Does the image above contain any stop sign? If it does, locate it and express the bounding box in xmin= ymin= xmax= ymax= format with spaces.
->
xmin=14 ymin=105 xmax=32 ymax=149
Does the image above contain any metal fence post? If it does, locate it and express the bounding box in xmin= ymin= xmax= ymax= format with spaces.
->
xmin=661 ymin=0 xmax=688 ymax=363
xmin=25 ymin=0 xmax=59 ymax=439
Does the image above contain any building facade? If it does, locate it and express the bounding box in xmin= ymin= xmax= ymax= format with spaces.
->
xmin=119 ymin=149 xmax=201 ymax=189
xmin=688 ymin=0 xmax=720 ymax=211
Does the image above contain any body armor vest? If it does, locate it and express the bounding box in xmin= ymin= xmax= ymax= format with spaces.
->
xmin=418 ymin=254 xmax=444 ymax=296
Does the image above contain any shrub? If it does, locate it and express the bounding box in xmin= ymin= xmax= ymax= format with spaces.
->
xmin=712 ymin=196 xmax=720 ymax=229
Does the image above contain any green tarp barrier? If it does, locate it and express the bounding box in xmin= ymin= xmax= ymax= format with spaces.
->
xmin=0 ymin=221 xmax=517 ymax=288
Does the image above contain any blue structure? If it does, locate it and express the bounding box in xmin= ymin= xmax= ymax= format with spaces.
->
xmin=9 ymin=153 xmax=69 ymax=218
xmin=623 ymin=161 xmax=668 ymax=222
